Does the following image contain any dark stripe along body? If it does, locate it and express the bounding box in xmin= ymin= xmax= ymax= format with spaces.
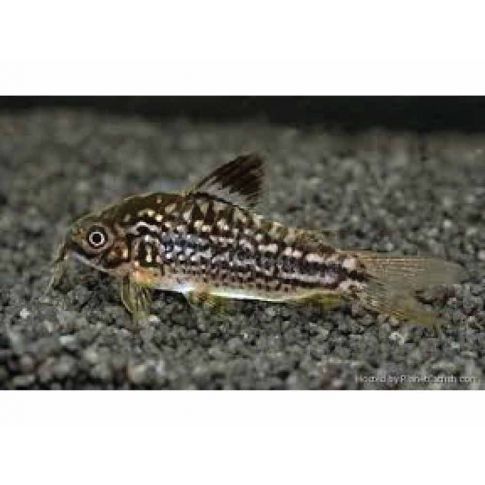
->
xmin=102 ymin=192 xmax=367 ymax=300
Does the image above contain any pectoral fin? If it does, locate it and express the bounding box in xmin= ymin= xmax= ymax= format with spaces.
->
xmin=120 ymin=276 xmax=152 ymax=324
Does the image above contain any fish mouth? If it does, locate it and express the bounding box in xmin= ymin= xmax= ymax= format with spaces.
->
xmin=71 ymin=251 xmax=108 ymax=273
xmin=45 ymin=238 xmax=70 ymax=293
xmin=72 ymin=238 xmax=122 ymax=274
xmin=52 ymin=238 xmax=69 ymax=265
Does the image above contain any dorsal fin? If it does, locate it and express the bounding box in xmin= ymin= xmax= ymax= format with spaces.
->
xmin=186 ymin=154 xmax=264 ymax=208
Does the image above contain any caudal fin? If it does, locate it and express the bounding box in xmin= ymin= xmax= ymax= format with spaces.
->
xmin=355 ymin=252 xmax=466 ymax=327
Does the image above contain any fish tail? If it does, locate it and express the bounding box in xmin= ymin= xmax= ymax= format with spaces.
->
xmin=354 ymin=252 xmax=466 ymax=327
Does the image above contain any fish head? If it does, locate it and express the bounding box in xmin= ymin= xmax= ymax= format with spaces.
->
xmin=55 ymin=208 xmax=130 ymax=276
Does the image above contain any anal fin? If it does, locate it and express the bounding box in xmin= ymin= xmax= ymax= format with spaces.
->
xmin=291 ymin=292 xmax=343 ymax=311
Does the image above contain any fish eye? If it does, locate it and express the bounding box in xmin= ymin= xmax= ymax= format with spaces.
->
xmin=87 ymin=227 xmax=108 ymax=248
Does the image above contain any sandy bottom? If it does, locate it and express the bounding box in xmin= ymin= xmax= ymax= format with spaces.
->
xmin=0 ymin=110 xmax=483 ymax=389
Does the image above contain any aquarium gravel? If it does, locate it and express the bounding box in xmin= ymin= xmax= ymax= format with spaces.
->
xmin=0 ymin=109 xmax=483 ymax=389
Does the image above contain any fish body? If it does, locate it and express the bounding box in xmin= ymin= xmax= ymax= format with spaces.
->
xmin=53 ymin=154 xmax=464 ymax=326
xmin=70 ymin=192 xmax=364 ymax=302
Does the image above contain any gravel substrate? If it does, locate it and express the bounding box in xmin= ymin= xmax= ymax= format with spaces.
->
xmin=0 ymin=109 xmax=483 ymax=389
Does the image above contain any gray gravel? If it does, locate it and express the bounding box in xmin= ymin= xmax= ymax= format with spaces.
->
xmin=0 ymin=109 xmax=483 ymax=389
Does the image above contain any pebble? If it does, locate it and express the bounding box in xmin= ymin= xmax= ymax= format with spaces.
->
xmin=57 ymin=309 xmax=81 ymax=327
xmin=127 ymin=362 xmax=148 ymax=385
xmin=53 ymin=355 xmax=76 ymax=379
xmin=19 ymin=308 xmax=31 ymax=319
xmin=83 ymin=347 xmax=100 ymax=365
xmin=19 ymin=354 xmax=35 ymax=373
xmin=91 ymin=361 xmax=113 ymax=381
xmin=12 ymin=374 xmax=35 ymax=388
xmin=59 ymin=334 xmax=78 ymax=350
xmin=319 ymin=328 xmax=330 ymax=341
xmin=389 ymin=331 xmax=406 ymax=345
xmin=443 ymin=218 xmax=454 ymax=230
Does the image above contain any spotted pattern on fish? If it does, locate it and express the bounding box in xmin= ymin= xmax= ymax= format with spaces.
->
xmin=88 ymin=191 xmax=366 ymax=297
xmin=53 ymin=153 xmax=464 ymax=326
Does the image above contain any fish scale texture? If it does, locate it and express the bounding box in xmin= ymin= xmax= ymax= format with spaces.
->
xmin=0 ymin=109 xmax=483 ymax=389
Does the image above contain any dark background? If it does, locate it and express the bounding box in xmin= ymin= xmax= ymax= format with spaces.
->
xmin=0 ymin=97 xmax=483 ymax=132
